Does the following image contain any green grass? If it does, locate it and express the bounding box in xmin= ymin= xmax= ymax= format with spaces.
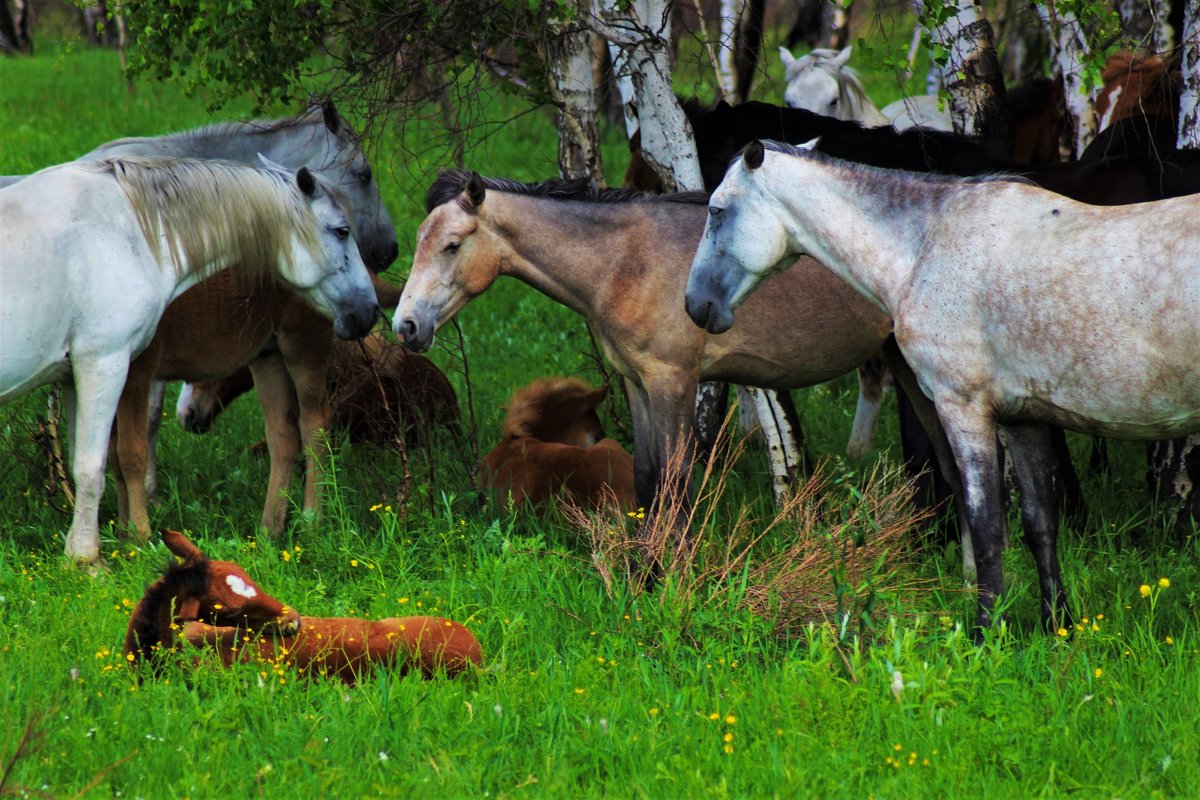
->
xmin=2 ymin=41 xmax=1199 ymax=799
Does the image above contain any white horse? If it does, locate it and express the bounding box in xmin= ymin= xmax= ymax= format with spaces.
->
xmin=685 ymin=139 xmax=1200 ymax=632
xmin=0 ymin=156 xmax=378 ymax=566
xmin=780 ymin=46 xmax=951 ymax=132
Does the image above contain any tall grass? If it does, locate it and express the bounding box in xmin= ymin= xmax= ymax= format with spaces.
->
xmin=1 ymin=40 xmax=1198 ymax=798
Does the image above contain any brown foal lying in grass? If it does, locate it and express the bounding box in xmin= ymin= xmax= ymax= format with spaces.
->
xmin=127 ymin=530 xmax=482 ymax=684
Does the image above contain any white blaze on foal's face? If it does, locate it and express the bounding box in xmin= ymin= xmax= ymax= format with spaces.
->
xmin=225 ymin=574 xmax=259 ymax=599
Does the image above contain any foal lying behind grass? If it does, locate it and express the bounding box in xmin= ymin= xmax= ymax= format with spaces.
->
xmin=481 ymin=377 xmax=637 ymax=513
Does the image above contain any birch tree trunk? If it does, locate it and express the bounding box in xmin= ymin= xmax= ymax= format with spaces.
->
xmin=1178 ymin=0 xmax=1200 ymax=147
xmin=1119 ymin=0 xmax=1172 ymax=52
xmin=594 ymin=0 xmax=702 ymax=191
xmin=1038 ymin=5 xmax=1096 ymax=158
xmin=546 ymin=7 xmax=604 ymax=182
xmin=929 ymin=0 xmax=1008 ymax=144
xmin=718 ymin=0 xmax=740 ymax=100
xmin=820 ymin=0 xmax=852 ymax=50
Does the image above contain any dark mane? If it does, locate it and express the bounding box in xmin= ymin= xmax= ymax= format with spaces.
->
xmin=684 ymin=99 xmax=1016 ymax=192
xmin=125 ymin=560 xmax=210 ymax=667
xmin=748 ymin=140 xmax=1029 ymax=186
xmin=425 ymin=168 xmax=707 ymax=213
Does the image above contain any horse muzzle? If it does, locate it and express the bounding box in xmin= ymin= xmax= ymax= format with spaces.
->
xmin=684 ymin=290 xmax=735 ymax=335
xmin=334 ymin=302 xmax=380 ymax=340
xmin=393 ymin=314 xmax=433 ymax=353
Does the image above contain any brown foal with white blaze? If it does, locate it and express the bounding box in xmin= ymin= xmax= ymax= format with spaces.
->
xmin=127 ymin=530 xmax=483 ymax=683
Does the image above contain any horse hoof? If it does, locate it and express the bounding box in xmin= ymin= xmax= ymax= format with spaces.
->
xmin=67 ymin=555 xmax=111 ymax=576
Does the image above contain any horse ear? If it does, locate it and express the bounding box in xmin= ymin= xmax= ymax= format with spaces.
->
xmin=744 ymin=140 xmax=765 ymax=170
xmin=798 ymin=137 xmax=820 ymax=151
xmin=587 ymin=385 xmax=610 ymax=408
xmin=716 ymin=99 xmax=732 ymax=111
xmin=321 ymin=98 xmax=342 ymax=134
xmin=464 ymin=173 xmax=486 ymax=209
xmin=296 ymin=166 xmax=317 ymax=197
xmin=834 ymin=46 xmax=853 ymax=66
xmin=161 ymin=530 xmax=205 ymax=564
xmin=778 ymin=46 xmax=796 ymax=69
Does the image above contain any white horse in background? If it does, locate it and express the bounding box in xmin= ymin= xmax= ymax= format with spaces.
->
xmin=686 ymin=139 xmax=1200 ymax=633
xmin=780 ymin=46 xmax=951 ymax=132
xmin=0 ymin=156 xmax=378 ymax=566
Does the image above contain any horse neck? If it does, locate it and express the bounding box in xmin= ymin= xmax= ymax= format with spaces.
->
xmin=767 ymin=156 xmax=940 ymax=312
xmin=484 ymin=194 xmax=645 ymax=318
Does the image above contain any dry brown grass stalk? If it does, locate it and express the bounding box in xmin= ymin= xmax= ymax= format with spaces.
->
xmin=567 ymin=408 xmax=934 ymax=637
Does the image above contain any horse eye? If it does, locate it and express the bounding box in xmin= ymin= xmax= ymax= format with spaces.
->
xmin=709 ymin=207 xmax=724 ymax=217
xmin=359 ymin=167 xmax=372 ymax=182
xmin=444 ymin=242 xmax=461 ymax=254
xmin=333 ymin=226 xmax=351 ymax=240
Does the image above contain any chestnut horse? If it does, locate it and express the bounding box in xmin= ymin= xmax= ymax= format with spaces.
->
xmin=175 ymin=330 xmax=461 ymax=448
xmin=128 ymin=530 xmax=482 ymax=683
xmin=482 ymin=377 xmax=636 ymax=511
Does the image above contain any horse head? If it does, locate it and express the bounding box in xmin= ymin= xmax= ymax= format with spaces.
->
xmin=305 ymin=97 xmax=400 ymax=273
xmin=393 ymin=170 xmax=495 ymax=353
xmin=124 ymin=530 xmax=301 ymax=668
xmin=258 ymin=155 xmax=380 ymax=340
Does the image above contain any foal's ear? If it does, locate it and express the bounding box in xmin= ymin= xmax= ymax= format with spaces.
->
xmin=798 ymin=137 xmax=820 ymax=152
xmin=778 ymin=46 xmax=796 ymax=70
xmin=834 ymin=45 xmax=853 ymax=67
xmin=587 ymin=385 xmax=610 ymax=408
xmin=296 ymin=166 xmax=318 ymax=197
xmin=161 ymin=530 xmax=205 ymax=564
xmin=464 ymin=173 xmax=486 ymax=210
xmin=744 ymin=140 xmax=765 ymax=170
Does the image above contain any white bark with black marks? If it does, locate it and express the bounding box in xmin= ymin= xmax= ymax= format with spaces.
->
xmin=1038 ymin=5 xmax=1096 ymax=158
xmin=546 ymin=8 xmax=604 ymax=182
xmin=1178 ymin=0 xmax=1200 ymax=148
xmin=929 ymin=0 xmax=1008 ymax=144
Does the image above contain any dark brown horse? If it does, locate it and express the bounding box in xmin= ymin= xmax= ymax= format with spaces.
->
xmin=127 ymin=530 xmax=482 ymax=683
xmin=176 ymin=329 xmax=460 ymax=449
xmin=110 ymin=273 xmax=404 ymax=539
xmin=482 ymin=378 xmax=636 ymax=511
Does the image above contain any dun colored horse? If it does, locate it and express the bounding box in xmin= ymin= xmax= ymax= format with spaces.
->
xmin=392 ymin=171 xmax=930 ymax=553
xmin=176 ymin=330 xmax=461 ymax=448
xmin=686 ymin=139 xmax=1200 ymax=632
xmin=127 ymin=530 xmax=482 ymax=683
xmin=482 ymin=378 xmax=636 ymax=511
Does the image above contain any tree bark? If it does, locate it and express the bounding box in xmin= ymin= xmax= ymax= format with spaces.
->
xmin=546 ymin=8 xmax=604 ymax=182
xmin=1038 ymin=5 xmax=1095 ymax=157
xmin=0 ymin=1 xmax=19 ymax=51
xmin=820 ymin=0 xmax=852 ymax=50
xmin=1178 ymin=0 xmax=1200 ymax=148
xmin=733 ymin=0 xmax=765 ymax=102
xmin=929 ymin=0 xmax=1009 ymax=145
xmin=718 ymin=0 xmax=740 ymax=100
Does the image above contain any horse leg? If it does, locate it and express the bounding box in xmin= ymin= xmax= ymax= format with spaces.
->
xmin=880 ymin=339 xmax=976 ymax=582
xmin=65 ymin=356 xmax=132 ymax=566
xmin=284 ymin=351 xmax=332 ymax=518
xmin=625 ymin=379 xmax=660 ymax=514
xmin=1004 ymin=423 xmax=1072 ymax=632
xmin=276 ymin=312 xmax=333 ymax=517
xmin=933 ymin=397 xmax=1007 ymax=632
xmin=1048 ymin=425 xmax=1086 ymax=523
xmin=113 ymin=348 xmax=160 ymax=541
xmin=248 ymin=354 xmax=300 ymax=537
xmin=144 ymin=380 xmax=166 ymax=501
xmin=846 ymin=353 xmax=886 ymax=460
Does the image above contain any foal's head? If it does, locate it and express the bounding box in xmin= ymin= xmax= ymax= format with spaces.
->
xmin=125 ymin=530 xmax=301 ymax=667
xmin=176 ymin=369 xmax=255 ymax=433
xmin=501 ymin=378 xmax=608 ymax=446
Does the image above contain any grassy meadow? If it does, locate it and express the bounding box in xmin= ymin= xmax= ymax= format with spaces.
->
xmin=1 ymin=34 xmax=1199 ymax=799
